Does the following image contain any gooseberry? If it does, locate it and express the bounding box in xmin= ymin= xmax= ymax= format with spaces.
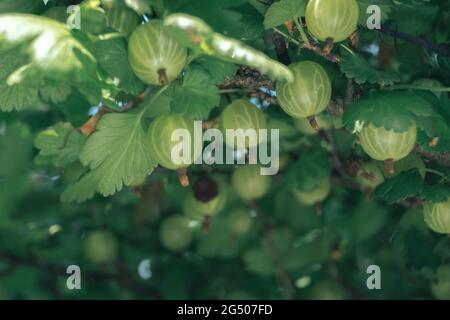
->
xmin=276 ymin=61 xmax=332 ymax=129
xmin=128 ymin=20 xmax=188 ymax=85
xmin=232 ymin=165 xmax=271 ymax=201
xmin=305 ymin=0 xmax=359 ymax=43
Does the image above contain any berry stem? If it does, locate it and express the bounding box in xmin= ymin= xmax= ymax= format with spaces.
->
xmin=315 ymin=202 xmax=322 ymax=216
xmin=361 ymin=171 xmax=377 ymax=182
xmin=294 ymin=17 xmax=310 ymax=45
xmin=324 ymin=38 xmax=334 ymax=54
xmin=202 ymin=216 xmax=210 ymax=234
xmin=178 ymin=168 xmax=189 ymax=187
xmin=157 ymin=68 xmax=168 ymax=85
xmin=307 ymin=115 xmax=320 ymax=131
xmin=384 ymin=159 xmax=395 ymax=175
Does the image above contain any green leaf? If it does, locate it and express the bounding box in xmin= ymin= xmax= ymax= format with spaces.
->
xmin=229 ymin=2 xmax=265 ymax=40
xmin=0 ymin=0 xmax=44 ymax=14
xmin=340 ymin=50 xmax=401 ymax=86
xmin=79 ymin=112 xmax=157 ymax=196
xmin=93 ymin=35 xmax=144 ymax=94
xmin=0 ymin=49 xmax=41 ymax=111
xmin=343 ymin=91 xmax=434 ymax=133
xmin=192 ymin=56 xmax=237 ymax=84
xmin=34 ymin=122 xmax=86 ymax=167
xmin=171 ymin=65 xmax=220 ymax=120
xmin=61 ymin=170 xmax=99 ymax=203
xmin=390 ymin=0 xmax=438 ymax=36
xmin=290 ymin=147 xmax=331 ymax=192
xmin=39 ymin=84 xmax=71 ymax=104
xmin=0 ymin=14 xmax=96 ymax=82
xmin=373 ymin=169 xmax=424 ymax=204
xmin=348 ymin=200 xmax=388 ymax=242
xmin=357 ymin=0 xmax=393 ymax=26
xmin=164 ymin=13 xmax=294 ymax=83
xmin=420 ymin=185 xmax=450 ymax=204
xmin=142 ymin=86 xmax=174 ymax=118
xmin=263 ymin=0 xmax=307 ymax=29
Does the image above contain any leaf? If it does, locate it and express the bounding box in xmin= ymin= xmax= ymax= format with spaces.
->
xmin=289 ymin=147 xmax=331 ymax=192
xmin=0 ymin=14 xmax=95 ymax=82
xmin=79 ymin=112 xmax=157 ymax=196
xmin=348 ymin=200 xmax=387 ymax=242
xmin=192 ymin=56 xmax=237 ymax=84
xmin=162 ymin=0 xmax=249 ymax=39
xmin=0 ymin=0 xmax=44 ymax=14
xmin=0 ymin=49 xmax=41 ymax=111
xmin=39 ymin=84 xmax=72 ymax=104
xmin=228 ymin=2 xmax=265 ymax=40
xmin=142 ymin=87 xmax=173 ymax=119
xmin=34 ymin=122 xmax=86 ymax=167
xmin=420 ymin=185 xmax=450 ymax=204
xmin=61 ymin=171 xmax=100 ymax=203
xmin=340 ymin=50 xmax=401 ymax=86
xmin=414 ymin=90 xmax=450 ymax=147
xmin=164 ymin=13 xmax=294 ymax=83
xmin=373 ymin=169 xmax=424 ymax=204
xmin=93 ymin=36 xmax=144 ymax=94
xmin=390 ymin=0 xmax=438 ymax=36
xmin=171 ymin=65 xmax=220 ymax=120
xmin=343 ymin=91 xmax=434 ymax=133
xmin=263 ymin=0 xmax=307 ymax=29
xmin=357 ymin=0 xmax=393 ymax=26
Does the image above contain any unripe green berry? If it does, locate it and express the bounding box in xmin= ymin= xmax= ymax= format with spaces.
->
xmin=84 ymin=230 xmax=118 ymax=264
xmin=128 ymin=20 xmax=188 ymax=85
xmin=305 ymin=0 xmax=359 ymax=43
xmin=232 ymin=165 xmax=271 ymax=201
xmin=356 ymin=162 xmax=385 ymax=189
xmin=276 ymin=61 xmax=332 ymax=123
xmin=423 ymin=199 xmax=450 ymax=234
xmin=228 ymin=208 xmax=253 ymax=236
xmin=221 ymin=99 xmax=267 ymax=150
xmin=147 ymin=113 xmax=195 ymax=170
xmin=159 ymin=215 xmax=192 ymax=252
xmin=182 ymin=187 xmax=227 ymax=220
xmin=106 ymin=5 xmax=140 ymax=36
xmin=294 ymin=178 xmax=331 ymax=206
xmin=359 ymin=123 xmax=417 ymax=162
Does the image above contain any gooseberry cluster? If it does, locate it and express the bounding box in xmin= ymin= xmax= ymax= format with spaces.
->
xmin=123 ymin=0 xmax=448 ymax=253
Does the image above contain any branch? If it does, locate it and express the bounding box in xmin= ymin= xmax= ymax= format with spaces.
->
xmin=273 ymin=28 xmax=341 ymax=64
xmin=219 ymin=66 xmax=275 ymax=90
xmin=379 ymin=25 xmax=450 ymax=57
xmin=415 ymin=146 xmax=450 ymax=167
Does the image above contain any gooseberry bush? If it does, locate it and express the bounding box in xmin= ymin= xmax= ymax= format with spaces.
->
xmin=0 ymin=0 xmax=449 ymax=300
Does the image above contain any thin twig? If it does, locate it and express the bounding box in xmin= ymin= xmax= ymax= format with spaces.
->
xmin=344 ymin=78 xmax=354 ymax=107
xmin=379 ymin=25 xmax=450 ymax=57
xmin=274 ymin=27 xmax=341 ymax=63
